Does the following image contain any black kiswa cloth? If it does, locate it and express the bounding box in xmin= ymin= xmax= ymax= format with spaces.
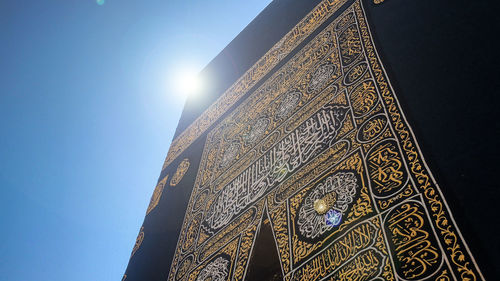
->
xmin=123 ymin=0 xmax=499 ymax=280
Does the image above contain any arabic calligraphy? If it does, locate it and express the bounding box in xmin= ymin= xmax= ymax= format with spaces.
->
xmin=385 ymin=201 xmax=441 ymax=280
xmin=367 ymin=140 xmax=407 ymax=197
xmin=205 ymin=104 xmax=349 ymax=230
xmin=292 ymin=222 xmax=377 ymax=281
xmin=297 ymin=171 xmax=359 ymax=239
xmin=195 ymin=257 xmax=229 ymax=281
xmin=170 ymin=159 xmax=190 ymax=186
xmin=146 ymin=175 xmax=168 ymax=215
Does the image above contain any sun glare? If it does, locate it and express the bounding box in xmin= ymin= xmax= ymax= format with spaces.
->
xmin=173 ymin=68 xmax=204 ymax=100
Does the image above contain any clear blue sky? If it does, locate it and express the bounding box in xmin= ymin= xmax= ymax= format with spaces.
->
xmin=0 ymin=1 xmax=270 ymax=280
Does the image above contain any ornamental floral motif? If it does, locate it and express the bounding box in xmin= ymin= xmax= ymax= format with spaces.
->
xmin=297 ymin=172 xmax=358 ymax=239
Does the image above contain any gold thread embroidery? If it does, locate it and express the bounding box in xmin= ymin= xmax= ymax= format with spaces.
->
xmin=170 ymin=158 xmax=190 ymax=186
xmin=131 ymin=226 xmax=144 ymax=258
xmin=146 ymin=175 xmax=168 ymax=215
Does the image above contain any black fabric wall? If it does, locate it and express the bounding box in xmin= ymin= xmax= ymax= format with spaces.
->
xmin=125 ymin=0 xmax=499 ymax=280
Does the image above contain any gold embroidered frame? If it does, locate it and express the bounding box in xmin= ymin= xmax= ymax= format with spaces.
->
xmin=167 ymin=1 xmax=484 ymax=280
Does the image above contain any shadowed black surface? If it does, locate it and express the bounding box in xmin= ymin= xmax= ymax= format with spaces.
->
xmin=244 ymin=219 xmax=283 ymax=281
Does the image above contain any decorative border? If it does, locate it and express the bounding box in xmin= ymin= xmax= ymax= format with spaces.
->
xmin=354 ymin=1 xmax=484 ymax=279
xmin=161 ymin=0 xmax=349 ymax=170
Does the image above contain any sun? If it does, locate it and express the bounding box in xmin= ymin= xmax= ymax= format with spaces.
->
xmin=173 ymin=67 xmax=204 ymax=100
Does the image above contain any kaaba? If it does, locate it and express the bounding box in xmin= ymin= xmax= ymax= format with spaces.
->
xmin=123 ymin=0 xmax=500 ymax=280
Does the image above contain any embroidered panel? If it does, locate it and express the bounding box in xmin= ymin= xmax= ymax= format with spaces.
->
xmin=167 ymin=1 xmax=483 ymax=280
